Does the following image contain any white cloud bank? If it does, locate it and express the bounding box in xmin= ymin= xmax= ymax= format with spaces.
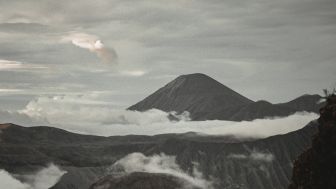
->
xmin=0 ymin=170 xmax=28 ymax=189
xmin=79 ymin=111 xmax=316 ymax=137
xmin=19 ymin=95 xmax=187 ymax=126
xmin=111 ymin=153 xmax=213 ymax=189
xmin=0 ymin=164 xmax=66 ymax=189
xmin=0 ymin=95 xmax=318 ymax=137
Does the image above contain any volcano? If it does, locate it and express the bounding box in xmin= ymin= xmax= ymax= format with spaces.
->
xmin=128 ymin=73 xmax=253 ymax=120
xmin=129 ymin=73 xmax=322 ymax=121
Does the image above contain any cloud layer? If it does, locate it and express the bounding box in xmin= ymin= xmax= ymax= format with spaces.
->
xmin=0 ymin=0 xmax=335 ymax=109
xmin=110 ymin=152 xmax=213 ymax=189
xmin=0 ymin=95 xmax=318 ymax=137
xmin=0 ymin=164 xmax=66 ymax=189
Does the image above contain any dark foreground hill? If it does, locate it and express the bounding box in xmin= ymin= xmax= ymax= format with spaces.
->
xmin=89 ymin=172 xmax=202 ymax=189
xmin=128 ymin=73 xmax=322 ymax=121
xmin=0 ymin=121 xmax=317 ymax=189
xmin=288 ymin=94 xmax=336 ymax=189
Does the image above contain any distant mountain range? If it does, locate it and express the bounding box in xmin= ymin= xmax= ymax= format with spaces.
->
xmin=0 ymin=73 xmax=325 ymax=189
xmin=0 ymin=121 xmax=318 ymax=189
xmin=129 ymin=73 xmax=323 ymax=121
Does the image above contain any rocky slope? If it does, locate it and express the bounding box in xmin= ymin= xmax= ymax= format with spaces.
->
xmin=128 ymin=73 xmax=322 ymax=121
xmin=89 ymin=172 xmax=202 ymax=189
xmin=288 ymin=94 xmax=336 ymax=189
xmin=128 ymin=73 xmax=254 ymax=120
xmin=0 ymin=121 xmax=317 ymax=189
xmin=279 ymin=94 xmax=322 ymax=112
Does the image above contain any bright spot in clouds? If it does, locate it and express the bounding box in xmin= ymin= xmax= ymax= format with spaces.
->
xmin=0 ymin=60 xmax=22 ymax=70
xmin=0 ymin=60 xmax=47 ymax=70
xmin=61 ymin=32 xmax=117 ymax=64
xmin=62 ymin=33 xmax=103 ymax=51
xmin=120 ymin=70 xmax=146 ymax=76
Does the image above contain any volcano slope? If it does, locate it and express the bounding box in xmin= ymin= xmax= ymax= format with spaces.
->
xmin=129 ymin=73 xmax=322 ymax=121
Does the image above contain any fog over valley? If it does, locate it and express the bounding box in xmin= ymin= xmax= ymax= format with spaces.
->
xmin=0 ymin=0 xmax=335 ymax=189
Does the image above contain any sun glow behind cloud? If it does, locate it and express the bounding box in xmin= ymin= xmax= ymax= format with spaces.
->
xmin=61 ymin=32 xmax=117 ymax=64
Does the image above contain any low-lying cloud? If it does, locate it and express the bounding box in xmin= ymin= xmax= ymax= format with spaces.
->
xmin=0 ymin=169 xmax=28 ymax=189
xmin=19 ymin=95 xmax=187 ymax=126
xmin=228 ymin=150 xmax=275 ymax=163
xmin=0 ymin=95 xmax=318 ymax=137
xmin=0 ymin=164 xmax=66 ymax=189
xmin=110 ymin=153 xmax=213 ymax=189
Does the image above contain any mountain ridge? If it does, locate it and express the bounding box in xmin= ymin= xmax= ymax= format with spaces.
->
xmin=0 ymin=121 xmax=318 ymax=189
xmin=128 ymin=73 xmax=253 ymax=121
xmin=129 ymin=73 xmax=322 ymax=121
xmin=288 ymin=94 xmax=336 ymax=189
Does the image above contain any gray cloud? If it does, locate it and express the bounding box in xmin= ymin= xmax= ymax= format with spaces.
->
xmin=0 ymin=23 xmax=51 ymax=34
xmin=0 ymin=0 xmax=335 ymax=109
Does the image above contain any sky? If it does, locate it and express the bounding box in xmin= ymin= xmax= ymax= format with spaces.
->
xmin=0 ymin=0 xmax=335 ymax=111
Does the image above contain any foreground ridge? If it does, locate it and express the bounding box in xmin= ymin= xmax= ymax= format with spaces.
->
xmin=289 ymin=94 xmax=336 ymax=189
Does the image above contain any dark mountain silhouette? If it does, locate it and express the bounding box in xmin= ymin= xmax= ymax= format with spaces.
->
xmin=226 ymin=100 xmax=296 ymax=121
xmin=288 ymin=94 xmax=336 ymax=189
xmin=279 ymin=94 xmax=323 ymax=112
xmin=89 ymin=172 xmax=202 ymax=189
xmin=128 ymin=73 xmax=322 ymax=121
xmin=0 ymin=121 xmax=317 ymax=189
xmin=128 ymin=73 xmax=254 ymax=120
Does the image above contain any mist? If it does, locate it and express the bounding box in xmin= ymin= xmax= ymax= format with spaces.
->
xmin=0 ymin=164 xmax=66 ymax=189
xmin=228 ymin=150 xmax=275 ymax=162
xmin=65 ymin=111 xmax=316 ymax=137
xmin=0 ymin=95 xmax=318 ymax=138
xmin=110 ymin=152 xmax=213 ymax=189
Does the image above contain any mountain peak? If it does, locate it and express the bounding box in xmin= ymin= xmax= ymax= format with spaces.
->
xmin=90 ymin=172 xmax=202 ymax=189
xmin=178 ymin=73 xmax=211 ymax=79
xmin=163 ymin=73 xmax=241 ymax=95
xmin=128 ymin=73 xmax=253 ymax=120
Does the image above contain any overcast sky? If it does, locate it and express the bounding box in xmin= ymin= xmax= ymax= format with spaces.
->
xmin=0 ymin=0 xmax=335 ymax=110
